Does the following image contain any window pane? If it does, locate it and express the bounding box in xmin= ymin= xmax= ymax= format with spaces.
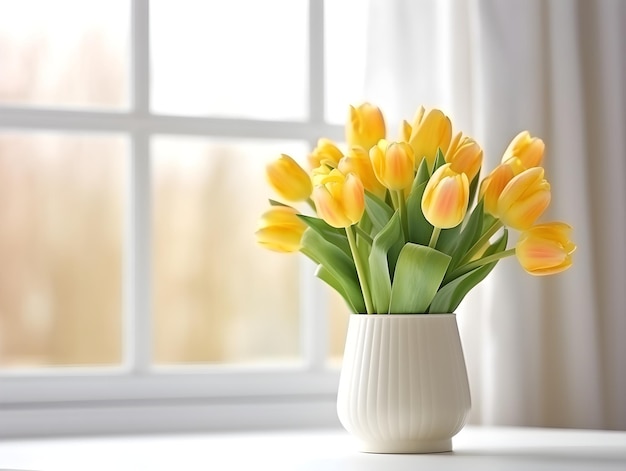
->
xmin=0 ymin=132 xmax=126 ymax=367
xmin=0 ymin=0 xmax=129 ymax=109
xmin=324 ymin=0 xmax=369 ymax=124
xmin=152 ymin=137 xmax=309 ymax=364
xmin=150 ymin=0 xmax=308 ymax=120
xmin=328 ymin=288 xmax=350 ymax=367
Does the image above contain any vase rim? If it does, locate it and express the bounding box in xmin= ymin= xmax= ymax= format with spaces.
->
xmin=350 ymin=313 xmax=456 ymax=317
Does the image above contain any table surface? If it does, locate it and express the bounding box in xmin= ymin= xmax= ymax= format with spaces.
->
xmin=1 ymin=425 xmax=625 ymax=471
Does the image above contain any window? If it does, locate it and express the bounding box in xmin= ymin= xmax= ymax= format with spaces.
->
xmin=0 ymin=0 xmax=368 ymax=435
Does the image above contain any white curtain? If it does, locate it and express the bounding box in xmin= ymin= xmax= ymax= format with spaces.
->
xmin=363 ymin=0 xmax=626 ymax=429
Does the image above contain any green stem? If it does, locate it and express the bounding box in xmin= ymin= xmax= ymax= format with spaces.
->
xmin=396 ymin=189 xmax=408 ymax=242
xmin=306 ymin=197 xmax=316 ymax=212
xmin=459 ymin=219 xmax=503 ymax=265
xmin=429 ymin=226 xmax=441 ymax=248
xmin=448 ymin=248 xmax=516 ymax=281
xmin=346 ymin=225 xmax=374 ymax=314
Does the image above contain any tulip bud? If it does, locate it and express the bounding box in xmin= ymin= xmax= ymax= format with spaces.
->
xmin=346 ymin=103 xmax=386 ymax=151
xmin=312 ymin=170 xmax=365 ymax=228
xmin=308 ymin=138 xmax=344 ymax=169
xmin=255 ymin=206 xmax=307 ymax=252
xmin=502 ymin=131 xmax=545 ymax=169
xmin=369 ymin=140 xmax=416 ymax=191
xmin=446 ymin=135 xmax=483 ymax=181
xmin=421 ymin=163 xmax=469 ymax=229
xmin=479 ymin=157 xmax=526 ymax=217
xmin=497 ymin=167 xmax=551 ymax=230
xmin=339 ymin=146 xmax=387 ymax=199
xmin=516 ymin=222 xmax=576 ymax=275
xmin=408 ymin=107 xmax=452 ymax=170
xmin=266 ymin=154 xmax=312 ymax=202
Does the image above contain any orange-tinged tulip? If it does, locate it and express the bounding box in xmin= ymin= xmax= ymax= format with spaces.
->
xmin=421 ymin=163 xmax=469 ymax=229
xmin=369 ymin=140 xmax=415 ymax=191
xmin=479 ymin=157 xmax=526 ymax=217
xmin=255 ymin=206 xmax=307 ymax=252
xmin=312 ymin=170 xmax=365 ymax=228
xmin=339 ymin=146 xmax=387 ymax=199
xmin=502 ymin=131 xmax=545 ymax=168
xmin=308 ymin=138 xmax=344 ymax=169
xmin=446 ymin=136 xmax=483 ymax=181
xmin=497 ymin=167 xmax=551 ymax=230
xmin=266 ymin=154 xmax=312 ymax=202
xmin=516 ymin=222 xmax=576 ymax=275
xmin=444 ymin=131 xmax=463 ymax=158
xmin=346 ymin=103 xmax=386 ymax=151
xmin=408 ymin=107 xmax=452 ymax=170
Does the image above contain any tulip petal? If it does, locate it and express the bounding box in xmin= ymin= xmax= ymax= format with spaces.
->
xmin=515 ymin=221 xmax=576 ymax=276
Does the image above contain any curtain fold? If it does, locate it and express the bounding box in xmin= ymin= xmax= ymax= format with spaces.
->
xmin=364 ymin=0 xmax=626 ymax=429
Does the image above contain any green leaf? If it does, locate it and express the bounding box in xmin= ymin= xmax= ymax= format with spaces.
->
xmin=415 ymin=158 xmax=430 ymax=186
xmin=389 ymin=243 xmax=451 ymax=313
xmin=268 ymin=199 xmax=289 ymax=207
xmin=368 ymin=212 xmax=403 ymax=313
xmin=447 ymin=200 xmax=485 ymax=272
xmin=432 ymin=148 xmax=447 ymax=172
xmin=436 ymin=225 xmax=462 ymax=255
xmin=364 ymin=190 xmax=394 ymax=233
xmin=429 ymin=265 xmax=493 ymax=314
xmin=357 ymin=209 xmax=374 ymax=239
xmin=429 ymin=230 xmax=508 ymax=313
xmin=315 ymin=265 xmax=359 ymax=313
xmin=482 ymin=212 xmax=498 ymax=233
xmin=467 ymin=171 xmax=481 ymax=210
xmin=297 ymin=214 xmax=350 ymax=257
xmin=483 ymin=228 xmax=509 ymax=256
xmin=300 ymin=228 xmax=365 ymax=313
xmin=406 ymin=180 xmax=433 ymax=246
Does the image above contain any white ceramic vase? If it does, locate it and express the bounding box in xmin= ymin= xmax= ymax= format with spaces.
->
xmin=336 ymin=313 xmax=471 ymax=454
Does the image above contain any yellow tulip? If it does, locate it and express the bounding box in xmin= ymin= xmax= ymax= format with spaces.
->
xmin=479 ymin=157 xmax=526 ymax=217
xmin=345 ymin=103 xmax=386 ymax=151
xmin=308 ymin=138 xmax=344 ymax=169
xmin=369 ymin=140 xmax=416 ymax=192
xmin=338 ymin=146 xmax=387 ymax=199
xmin=266 ymin=154 xmax=312 ymax=202
xmin=421 ymin=163 xmax=469 ymax=229
xmin=502 ymin=131 xmax=545 ymax=168
xmin=516 ymin=222 xmax=576 ymax=275
xmin=312 ymin=170 xmax=365 ymax=228
xmin=255 ymin=206 xmax=307 ymax=253
xmin=408 ymin=107 xmax=452 ymax=170
xmin=497 ymin=167 xmax=551 ymax=230
xmin=399 ymin=120 xmax=412 ymax=142
xmin=446 ymin=135 xmax=483 ymax=181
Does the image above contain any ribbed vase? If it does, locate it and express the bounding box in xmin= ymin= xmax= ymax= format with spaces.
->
xmin=336 ymin=313 xmax=471 ymax=454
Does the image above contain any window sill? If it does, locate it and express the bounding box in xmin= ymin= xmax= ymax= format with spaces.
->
xmin=1 ymin=425 xmax=625 ymax=470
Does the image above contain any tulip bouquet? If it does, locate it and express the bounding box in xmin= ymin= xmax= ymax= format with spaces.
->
xmin=256 ymin=103 xmax=575 ymax=315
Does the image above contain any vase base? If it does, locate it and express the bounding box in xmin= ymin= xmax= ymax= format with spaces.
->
xmin=358 ymin=438 xmax=452 ymax=454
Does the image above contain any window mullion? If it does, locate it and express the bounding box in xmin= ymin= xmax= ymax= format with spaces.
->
xmin=127 ymin=0 xmax=152 ymax=373
xmin=131 ymin=0 xmax=151 ymax=116
xmin=127 ymin=132 xmax=152 ymax=373
xmin=301 ymin=0 xmax=330 ymax=371
xmin=309 ymin=0 xmax=325 ymax=123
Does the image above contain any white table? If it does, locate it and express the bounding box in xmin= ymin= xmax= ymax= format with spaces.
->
xmin=1 ymin=425 xmax=625 ymax=471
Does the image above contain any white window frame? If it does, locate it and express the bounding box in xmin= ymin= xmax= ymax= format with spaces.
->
xmin=0 ymin=0 xmax=346 ymax=437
